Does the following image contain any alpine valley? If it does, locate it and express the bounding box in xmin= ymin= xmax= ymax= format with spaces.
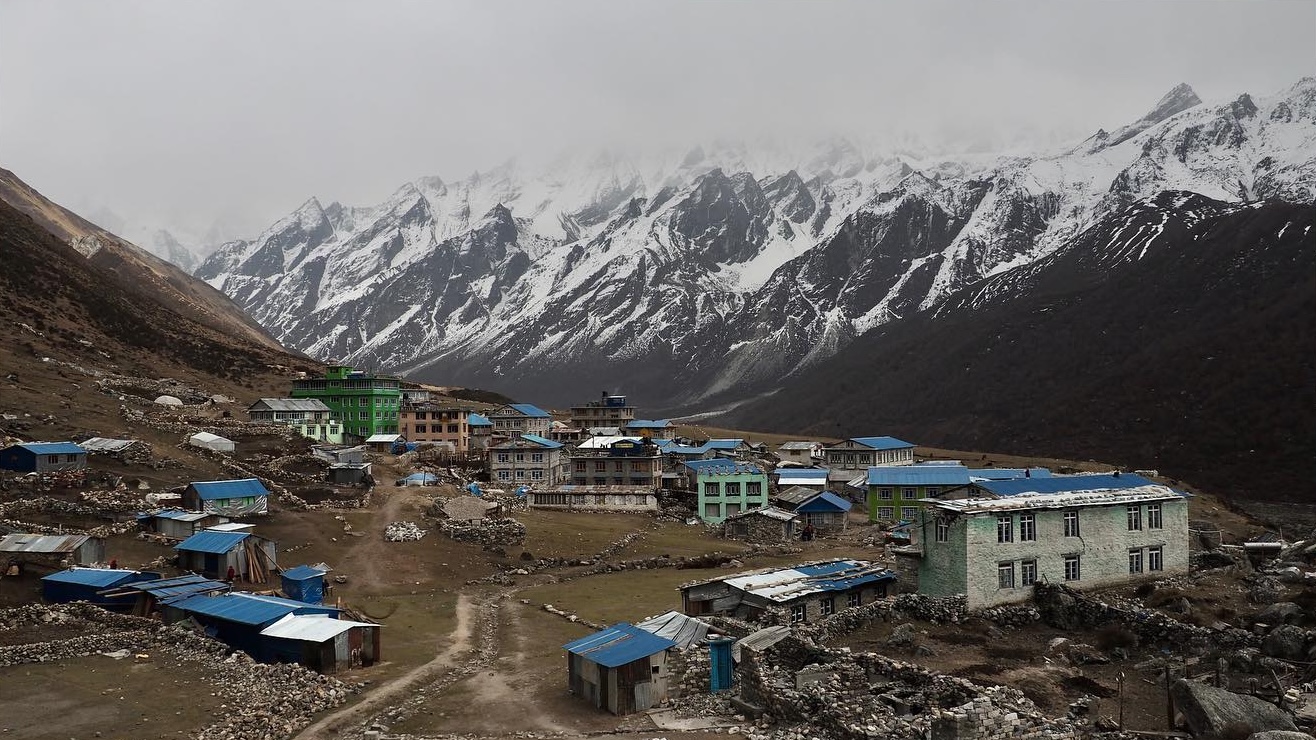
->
xmin=197 ymin=78 xmax=1316 ymax=416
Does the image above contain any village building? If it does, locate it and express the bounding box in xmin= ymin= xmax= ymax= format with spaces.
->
xmin=138 ymin=509 xmax=231 ymax=540
xmin=776 ymin=441 xmax=822 ymax=464
xmin=467 ymin=413 xmax=494 ymax=450
xmin=365 ymin=433 xmax=405 ymax=452
xmin=488 ymin=434 xmax=568 ymax=485
xmin=685 ymin=459 xmax=770 ymax=524
xmin=965 ymin=472 xmax=1156 ymax=499
xmin=866 ymin=464 xmax=972 ymax=523
xmin=291 ymin=364 xmax=402 ymax=439
xmin=563 ymin=622 xmax=675 ymax=715
xmin=548 ymin=420 xmax=589 ymax=444
xmin=260 ymin=613 xmax=381 ymax=674
xmin=327 ymin=462 xmax=372 ymax=485
xmin=568 ymin=392 xmax=636 ymax=431
xmin=0 ymin=533 xmax=104 ymax=568
xmin=775 ymin=467 xmax=829 ymax=489
xmin=823 ymin=436 xmax=915 ymax=474
xmin=680 ymin=559 xmax=897 ymax=624
xmin=772 ymin=489 xmax=852 ymax=535
xmin=0 ymin=441 xmax=87 ymax=473
xmin=488 ymin=403 xmax=553 ymax=438
xmin=245 ymin=398 xmax=343 ymax=443
xmin=526 ymin=485 xmax=660 ymax=512
xmin=280 ymin=565 xmax=329 ymax=604
xmin=174 ymin=529 xmax=278 ymax=581
xmin=723 ymin=506 xmax=798 ymax=543
xmin=170 ymin=592 xmax=339 ymax=660
xmin=182 ymin=478 xmax=270 ymax=517
xmin=41 ymin=568 xmax=161 ymax=608
xmin=188 ymin=431 xmax=236 ymax=453
xmin=98 ymin=573 xmax=231 ymax=617
xmin=312 ymin=445 xmax=366 ymax=465
xmin=622 ymin=419 xmax=676 ymax=440
xmin=398 ymin=402 xmax=475 ymax=453
xmin=567 ymin=438 xmax=663 ymax=487
xmin=398 ymin=383 xmax=431 ymax=404
xmin=902 ymin=484 xmax=1190 ymax=609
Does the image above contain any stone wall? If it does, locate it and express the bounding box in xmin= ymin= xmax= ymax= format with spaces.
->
xmin=438 ymin=517 xmax=526 ymax=546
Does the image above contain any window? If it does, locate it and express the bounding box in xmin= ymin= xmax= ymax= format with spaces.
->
xmin=704 ymin=503 xmax=719 ymax=519
xmin=515 ymin=470 xmax=525 ymax=479
xmin=531 ymin=469 xmax=543 ymax=480
xmin=595 ymin=461 xmax=606 ymax=472
xmin=902 ymin=487 xmax=917 ymax=500
xmin=358 ymin=397 xmax=367 ymax=406
xmin=790 ymin=604 xmax=806 ymax=624
xmin=935 ymin=518 xmax=949 ymax=543
xmin=900 ymin=506 xmax=917 ymax=521
xmin=496 ymin=453 xmax=509 ymax=463
xmin=879 ymin=488 xmax=893 ymax=500
xmin=514 ymin=453 xmax=525 ymax=462
xmin=1128 ymin=548 xmax=1143 ymax=574
xmin=1019 ymin=514 xmax=1036 ymax=542
xmin=531 ymin=453 xmax=544 ymax=463
xmin=877 ymin=506 xmax=893 ymax=520
xmin=46 ymin=455 xmax=58 ymax=464
xmin=1064 ymin=554 xmax=1081 ymax=581
xmin=1020 ymin=559 xmax=1037 ymax=586
xmin=997 ymin=515 xmax=1013 ymax=543
xmin=998 ymin=562 xmax=1015 ymax=589
xmin=1127 ymin=505 xmax=1142 ymax=531
xmin=725 ymin=482 xmax=741 ymax=496
xmin=820 ymin=597 xmax=835 ymax=616
xmin=497 ymin=471 xmax=510 ymax=480
xmin=415 ymin=424 xmax=427 ymax=433
xmin=1147 ymin=503 xmax=1162 ymax=529
xmin=746 ymin=481 xmax=762 ymax=495
xmin=1148 ymin=545 xmax=1163 ymax=572
xmin=847 ymin=592 xmax=861 ymax=608
xmin=703 ymin=482 xmax=720 ymax=496
xmin=725 ymin=503 xmax=742 ymax=517
xmin=447 ymin=424 xmax=459 ymax=433
xmin=1063 ymin=510 xmax=1080 ymax=537
xmin=926 ymin=487 xmax=940 ymax=497
xmin=415 ymin=412 xmax=427 ymax=421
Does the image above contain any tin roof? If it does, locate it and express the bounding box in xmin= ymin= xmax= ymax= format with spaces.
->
xmin=626 ymin=420 xmax=671 ymax=429
xmin=260 ymin=613 xmax=377 ymax=642
xmin=281 ymin=565 xmax=326 ymax=581
xmin=11 ymin=442 xmax=85 ymax=455
xmin=175 ymin=530 xmax=250 ymax=554
xmin=153 ymin=510 xmax=213 ymax=522
xmin=966 ymin=468 xmax=1053 ymax=480
xmin=973 ymin=473 xmax=1154 ymax=497
xmin=365 ymin=434 xmax=403 ymax=443
xmin=41 ymin=568 xmax=154 ymax=588
xmin=725 ymin=506 xmax=798 ymax=522
xmin=776 ymin=468 xmax=828 ymax=481
xmin=467 ymin=413 xmax=492 ymax=427
xmin=188 ymin=478 xmax=269 ymax=500
xmin=506 ymin=403 xmax=551 ymax=418
xmin=519 ymin=434 xmax=564 ymax=449
xmin=837 ymin=436 xmax=913 ymax=451
xmin=777 ymin=441 xmax=818 ymax=450
xmin=111 ymin=573 xmax=229 ymax=602
xmin=732 ymin=625 xmax=792 ymax=661
xmin=796 ymin=491 xmax=853 ymax=513
xmin=636 ymin=611 xmax=712 ymax=649
xmin=927 ymin=484 xmax=1184 ymax=514
xmin=712 ymin=559 xmax=896 ymax=604
xmin=563 ymin=622 xmax=676 ymax=667
xmin=682 ymin=459 xmax=762 ymax=475
xmin=867 ymin=465 xmax=970 ymax=486
xmin=0 ymin=533 xmax=92 ymax=554
xmin=248 ymin=398 xmax=332 ymax=412
xmin=172 ymin=592 xmax=328 ymax=626
xmin=79 ymin=437 xmax=141 ymax=453
xmin=188 ymin=432 xmax=233 ymax=444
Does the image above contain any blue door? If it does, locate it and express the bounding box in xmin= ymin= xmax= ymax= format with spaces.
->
xmin=709 ymin=638 xmax=734 ymax=692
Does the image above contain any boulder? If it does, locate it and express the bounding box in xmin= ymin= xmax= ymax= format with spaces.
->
xmin=886 ymin=623 xmax=916 ymax=647
xmin=1261 ymin=625 xmax=1311 ymax=661
xmin=1035 ymin=585 xmax=1083 ymax=630
xmin=1256 ymin=602 xmax=1304 ymax=626
xmin=1171 ymin=679 xmax=1297 ymax=738
xmin=1250 ymin=576 xmax=1284 ymax=604
xmin=1246 ymin=732 xmax=1316 ymax=740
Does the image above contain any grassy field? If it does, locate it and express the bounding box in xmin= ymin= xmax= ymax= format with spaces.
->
xmin=518 ymin=509 xmax=654 ymax=560
xmin=617 ymin=520 xmax=750 ymax=559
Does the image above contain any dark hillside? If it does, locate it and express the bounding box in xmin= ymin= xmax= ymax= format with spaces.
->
xmin=724 ymin=195 xmax=1316 ymax=504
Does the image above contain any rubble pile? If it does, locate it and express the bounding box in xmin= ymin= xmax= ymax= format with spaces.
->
xmin=97 ymin=376 xmax=215 ymax=405
xmin=384 ymin=521 xmax=428 ymax=542
xmin=1033 ymin=582 xmax=1259 ymax=651
xmin=439 ymin=517 xmax=525 ymax=546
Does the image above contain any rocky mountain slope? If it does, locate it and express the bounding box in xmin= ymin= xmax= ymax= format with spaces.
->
xmin=197 ymin=78 xmax=1316 ymax=409
xmin=725 ymin=193 xmax=1316 ymax=503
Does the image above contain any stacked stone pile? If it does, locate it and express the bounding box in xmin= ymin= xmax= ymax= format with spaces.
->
xmin=384 ymin=521 xmax=427 ymax=541
xmin=1034 ymin=582 xmax=1259 ymax=651
xmin=439 ymin=518 xmax=525 ymax=546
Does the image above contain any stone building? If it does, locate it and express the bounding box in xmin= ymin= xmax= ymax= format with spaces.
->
xmin=487 ymin=434 xmax=567 ymax=485
xmin=723 ymin=506 xmax=798 ymax=543
xmin=822 ymin=436 xmax=915 ymax=471
xmin=902 ymin=483 xmax=1190 ymax=608
xmin=398 ymin=402 xmax=475 ymax=453
xmin=567 ymin=438 xmax=662 ymax=487
xmin=488 ymin=404 xmax=553 ymax=437
xmin=680 ymin=559 xmax=896 ymax=624
xmin=568 ymin=392 xmax=635 ymax=430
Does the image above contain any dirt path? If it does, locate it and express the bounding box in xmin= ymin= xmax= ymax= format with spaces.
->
xmin=296 ymin=591 xmax=478 ymax=740
xmin=337 ymin=485 xmax=418 ymax=589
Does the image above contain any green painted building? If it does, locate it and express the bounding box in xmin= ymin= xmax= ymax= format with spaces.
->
xmin=865 ymin=465 xmax=971 ymax=523
xmin=291 ymin=365 xmax=402 ymax=439
xmin=686 ymin=460 xmax=770 ymax=524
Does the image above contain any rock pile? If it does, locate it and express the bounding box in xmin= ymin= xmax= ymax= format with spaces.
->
xmin=384 ymin=521 xmax=427 ymax=541
xmin=439 ymin=518 xmax=525 ymax=546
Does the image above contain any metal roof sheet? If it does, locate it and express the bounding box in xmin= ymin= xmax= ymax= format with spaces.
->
xmin=188 ymin=432 xmax=233 ymax=444
xmin=115 ymin=573 xmax=229 ymax=601
xmin=173 ymin=592 xmax=312 ymax=626
xmin=625 ymin=420 xmax=671 ymax=428
xmin=683 ymin=459 xmax=762 ymax=475
xmin=11 ymin=442 xmax=85 ymax=455
xmin=281 ymin=565 xmax=326 ymax=581
xmin=153 ymin=510 xmax=212 ymax=522
xmin=519 ymin=434 xmax=564 ymax=449
xmin=467 ymin=413 xmax=491 ymax=426
xmin=79 ymin=437 xmax=141 ymax=453
xmin=974 ymin=473 xmax=1153 ymax=497
xmin=928 ymin=484 xmax=1184 ymax=514
xmin=841 ymin=436 xmax=913 ymax=451
xmin=732 ymin=625 xmax=792 ymax=661
xmin=867 ymin=465 xmax=971 ymax=486
xmin=365 ymin=434 xmax=403 ymax=443
xmin=188 ymin=479 xmax=269 ymax=500
xmin=205 ymin=523 xmax=254 ymax=532
xmin=260 ymin=614 xmax=376 ymax=641
xmin=0 ymin=533 xmax=91 ymax=554
xmin=778 ymin=441 xmax=818 ymax=450
xmin=720 ymin=559 xmax=896 ymax=603
xmin=507 ymin=403 xmax=551 ymax=418
xmin=773 ymin=487 xmax=822 ymax=506
xmin=563 ymin=622 xmax=676 ymax=667
xmin=704 ymin=439 xmax=743 ymax=450
xmin=796 ymin=491 xmax=853 ymax=513
xmin=966 ymin=468 xmax=1053 ymax=480
xmin=777 ymin=468 xmax=828 ymax=480
xmin=635 ymin=611 xmax=712 ymax=649
xmin=175 ymin=530 xmax=250 ymax=554
xmin=248 ymin=398 xmax=331 ymax=412
xmin=725 ymin=506 xmax=798 ymax=522
xmin=41 ymin=568 xmax=152 ymax=588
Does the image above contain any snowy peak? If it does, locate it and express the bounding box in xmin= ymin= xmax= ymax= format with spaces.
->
xmin=1102 ymin=82 xmax=1203 ymax=149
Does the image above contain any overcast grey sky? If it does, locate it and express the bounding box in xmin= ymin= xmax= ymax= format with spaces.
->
xmin=1 ymin=0 xmax=1312 ymax=245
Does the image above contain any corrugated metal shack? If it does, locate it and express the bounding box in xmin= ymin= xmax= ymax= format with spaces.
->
xmin=174 ymin=530 xmax=277 ymax=581
xmin=172 ymin=592 xmax=339 ymax=660
xmin=99 ymin=573 xmax=231 ymax=617
xmin=280 ymin=565 xmax=327 ymax=605
xmin=680 ymin=559 xmax=896 ymax=623
xmin=182 ymin=479 xmax=269 ymax=517
xmin=0 ymin=533 xmax=105 ymax=568
xmin=138 ymin=509 xmax=231 ymax=540
xmin=259 ymin=614 xmax=381 ymax=673
xmin=772 ymin=489 xmax=852 ymax=535
xmin=563 ymin=622 xmax=675 ymax=715
xmin=41 ymin=568 xmax=161 ymax=608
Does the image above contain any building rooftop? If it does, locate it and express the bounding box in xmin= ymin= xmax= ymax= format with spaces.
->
xmin=724 ymin=506 xmax=798 ymax=522
xmin=41 ymin=568 xmax=155 ymax=588
xmin=260 ymin=613 xmax=376 ymax=642
xmin=173 ymin=592 xmax=335 ymax=626
xmin=78 ymin=437 xmax=141 ymax=453
xmin=635 ymin=611 xmax=713 ymax=649
xmin=834 ymin=436 xmax=914 ymax=451
xmin=563 ymin=622 xmax=676 ymax=668
xmin=866 ymin=465 xmax=971 ymax=487
xmin=502 ymin=403 xmax=551 ymax=418
xmin=188 ymin=478 xmax=269 ymax=500
xmin=777 ymin=441 xmax=818 ymax=451
xmin=625 ymin=419 xmax=671 ymax=429
xmin=248 ymin=398 xmax=332 ymax=412
xmin=281 ymin=565 xmax=327 ymax=581
xmin=796 ymin=491 xmax=853 ymax=513
xmin=0 ymin=533 xmax=92 ymax=554
xmin=9 ymin=441 xmax=85 ymax=455
xmin=467 ymin=413 xmax=492 ymax=427
xmin=973 ymin=472 xmax=1155 ymax=497
xmin=108 ymin=573 xmax=229 ymax=602
xmin=966 ymin=468 xmax=1053 ymax=480
xmin=174 ymin=530 xmax=250 ymax=555
xmin=519 ymin=434 xmax=564 ymax=449
xmin=926 ymin=484 xmax=1186 ymax=514
xmin=682 ymin=459 xmax=762 ymax=476
xmin=777 ymin=468 xmax=829 ymax=481
xmin=713 ymin=559 xmax=897 ymax=603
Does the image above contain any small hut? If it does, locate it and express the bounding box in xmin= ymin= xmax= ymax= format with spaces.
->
xmin=41 ymin=568 xmax=160 ymax=608
xmin=0 ymin=533 xmax=104 ymax=569
xmin=723 ymin=506 xmax=798 ymax=543
xmin=773 ymin=490 xmax=852 ymax=535
xmin=182 ymin=479 xmax=269 ymax=517
xmin=564 ymin=622 xmax=675 ymax=715
xmin=0 ymin=442 xmax=87 ymax=473
xmin=171 ymin=592 xmax=338 ymax=660
xmin=138 ymin=510 xmax=230 ymax=540
xmin=188 ymin=432 xmax=235 ymax=453
xmin=281 ymin=565 xmax=327 ymax=605
xmin=259 ymin=614 xmax=381 ymax=673
xmin=174 ymin=530 xmax=277 ymax=581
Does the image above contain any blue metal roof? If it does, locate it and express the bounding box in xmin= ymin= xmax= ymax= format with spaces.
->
xmin=563 ymin=622 xmax=676 ymax=668
xmin=846 ymin=436 xmax=914 ymax=451
xmin=967 ymin=468 xmax=1053 ymax=480
xmin=867 ymin=465 xmax=971 ymax=486
xmin=704 ymin=439 xmax=743 ymax=450
xmin=683 ymin=459 xmax=762 ymax=475
xmin=508 ymin=403 xmax=551 ymax=418
xmin=467 ymin=413 xmax=491 ymax=426
xmin=404 ymin=472 xmax=438 ymax=482
xmin=188 ymin=479 xmax=270 ymax=500
xmin=14 ymin=442 xmax=86 ymax=455
xmin=520 ymin=434 xmax=564 ymax=449
xmin=975 ymin=473 xmax=1155 ymax=497
xmin=41 ymin=568 xmax=154 ymax=588
xmin=793 ymin=561 xmax=897 ymax=592
xmin=281 ymin=565 xmax=324 ymax=581
xmin=777 ymin=468 xmax=829 ymax=479
xmin=626 ymin=420 xmax=671 ymax=428
xmin=172 ymin=592 xmax=321 ymax=626
xmin=796 ymin=491 xmax=852 ymax=513
xmin=118 ymin=573 xmax=229 ymax=600
xmin=175 ymin=530 xmax=250 ymax=554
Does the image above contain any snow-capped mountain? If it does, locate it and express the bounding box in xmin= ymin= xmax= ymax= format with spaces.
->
xmin=196 ymin=78 xmax=1316 ymax=409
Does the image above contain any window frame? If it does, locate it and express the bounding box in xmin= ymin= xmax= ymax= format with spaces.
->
xmin=1148 ymin=545 xmax=1163 ymax=572
xmin=790 ymin=604 xmax=806 ymax=624
xmin=877 ymin=506 xmax=894 ymax=521
xmin=1128 ymin=548 xmax=1144 ymax=574
xmin=1147 ymin=503 xmax=1162 ymax=530
xmin=1019 ymin=513 xmax=1036 ymax=542
xmin=1064 ymin=554 xmax=1081 ymax=581
xmin=1127 ymin=505 xmax=1142 ymax=532
xmin=1063 ymin=510 xmax=1080 ymax=537
xmin=935 ymin=518 xmax=950 ymax=543
xmin=997 ymin=515 xmax=1013 ymax=543
xmin=1020 ymin=558 xmax=1037 ymax=587
xmin=820 ymin=597 xmax=835 ymax=617
xmin=998 ymin=561 xmax=1015 ymax=589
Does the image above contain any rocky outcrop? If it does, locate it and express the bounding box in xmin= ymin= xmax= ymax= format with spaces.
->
xmin=1171 ymin=679 xmax=1298 ymax=738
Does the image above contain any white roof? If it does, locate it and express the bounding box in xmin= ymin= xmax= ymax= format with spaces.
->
xmin=576 ymin=435 xmax=643 ymax=449
xmin=79 ymin=437 xmax=140 ymax=452
xmin=366 ymin=434 xmax=403 ymax=443
xmin=259 ymin=614 xmax=378 ymax=642
xmin=189 ymin=432 xmax=233 ymax=443
xmin=777 ymin=442 xmax=818 ymax=450
xmin=928 ymin=484 xmax=1184 ymax=514
xmin=250 ymin=398 xmax=331 ymax=412
xmin=205 ymin=523 xmax=255 ymax=532
xmin=720 ymin=559 xmax=883 ymax=603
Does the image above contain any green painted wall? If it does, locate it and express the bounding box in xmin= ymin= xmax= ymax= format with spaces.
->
xmin=697 ymin=471 xmax=770 ymax=524
xmin=291 ymin=366 xmax=401 ymax=438
xmin=867 ymin=484 xmax=950 ymax=522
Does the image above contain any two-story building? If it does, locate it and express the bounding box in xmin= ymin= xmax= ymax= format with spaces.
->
xmin=246 ymin=399 xmax=343 ymax=443
xmin=684 ymin=459 xmax=770 ymax=524
xmin=487 ymin=434 xmax=567 ymax=486
xmin=569 ymin=393 xmax=635 ymax=430
xmin=866 ymin=465 xmax=972 ymax=523
xmin=902 ymin=484 xmax=1190 ymax=608
xmin=467 ymin=413 xmax=493 ymax=451
xmin=776 ymin=441 xmax=822 ymax=464
xmin=399 ymin=403 xmax=475 ymax=454
xmin=622 ymin=419 xmax=676 ymax=440
xmin=290 ymin=365 xmax=401 ymax=439
xmin=823 ymin=437 xmax=916 ymax=471
xmin=567 ymin=438 xmax=663 ymax=488
xmin=488 ymin=404 xmax=553 ymax=438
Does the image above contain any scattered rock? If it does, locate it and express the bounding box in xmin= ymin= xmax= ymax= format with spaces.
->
xmin=1171 ymin=678 xmax=1298 ymax=738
